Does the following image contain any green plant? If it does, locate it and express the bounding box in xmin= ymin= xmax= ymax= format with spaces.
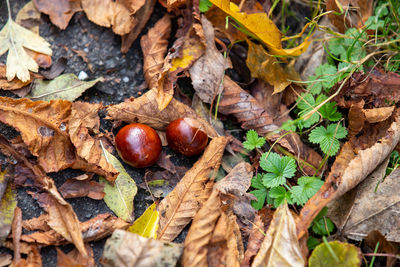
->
xmin=243 ymin=129 xmax=266 ymax=150
xmin=199 ymin=0 xmax=212 ymax=13
xmin=309 ymin=124 xmax=347 ymax=156
xmin=310 ymin=207 xmax=335 ymax=236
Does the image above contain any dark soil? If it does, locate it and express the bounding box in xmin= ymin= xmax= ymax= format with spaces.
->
xmin=0 ymin=1 xmax=193 ymax=266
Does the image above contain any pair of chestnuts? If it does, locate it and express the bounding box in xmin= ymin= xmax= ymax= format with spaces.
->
xmin=115 ymin=118 xmax=208 ymax=168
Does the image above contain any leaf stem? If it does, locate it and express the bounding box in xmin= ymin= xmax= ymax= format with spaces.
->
xmin=6 ymin=0 xmax=11 ymax=20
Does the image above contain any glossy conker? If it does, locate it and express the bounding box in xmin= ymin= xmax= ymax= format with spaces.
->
xmin=115 ymin=123 xmax=162 ymax=168
xmin=166 ymin=118 xmax=208 ymax=156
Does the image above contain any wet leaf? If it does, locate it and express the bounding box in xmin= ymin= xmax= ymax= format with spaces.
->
xmin=81 ymin=0 xmax=142 ymax=35
xmin=297 ymin=112 xmax=400 ymax=239
xmin=141 ymin=15 xmax=171 ymax=90
xmin=33 ymin=0 xmax=81 ymax=30
xmin=246 ymin=41 xmax=291 ymax=94
xmin=69 ymin=102 xmax=118 ymax=182
xmin=100 ymin=150 xmax=137 ymax=222
xmin=0 ymin=97 xmax=75 ymax=173
xmin=0 ymin=16 xmax=52 ymax=82
xmin=0 ymin=170 xmax=17 ymax=245
xmin=309 ymin=241 xmax=361 ymax=267
xmin=157 ymin=136 xmax=228 ymax=241
xmin=28 ymin=74 xmax=104 ymax=101
xmin=102 ymin=230 xmax=183 ymax=267
xmin=252 ymin=203 xmax=306 ymax=267
xmin=209 ymin=0 xmax=310 ymax=56
xmin=128 ymin=203 xmax=159 ymax=239
xmin=106 ymin=89 xmax=218 ymax=138
xmin=21 ymin=213 xmax=129 ymax=246
xmin=189 ymin=15 xmax=229 ymax=104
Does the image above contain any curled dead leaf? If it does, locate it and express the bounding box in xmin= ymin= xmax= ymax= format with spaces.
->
xmin=363 ymin=106 xmax=395 ymax=123
xmin=33 ymin=0 xmax=81 ymax=30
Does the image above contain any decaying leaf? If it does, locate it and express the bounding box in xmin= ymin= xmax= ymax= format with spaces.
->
xmin=100 ymin=150 xmax=137 ymax=222
xmin=326 ymin=0 xmax=373 ymax=33
xmin=297 ymin=111 xmax=400 ymax=239
xmin=182 ymin=162 xmax=252 ymax=267
xmin=28 ymin=74 xmax=104 ymax=101
xmin=57 ymin=243 xmax=95 ymax=267
xmin=157 ymin=136 xmax=228 ymax=241
xmin=59 ymin=175 xmax=105 ymax=200
xmin=21 ymin=213 xmax=129 ymax=246
xmin=128 ymin=203 xmax=159 ymax=239
xmin=68 ymin=102 xmax=118 ymax=182
xmin=0 ymin=170 xmax=17 ymax=245
xmin=308 ymin=241 xmax=362 ymax=267
xmin=102 ymin=230 xmax=183 ymax=267
xmin=81 ymin=0 xmax=139 ymax=36
xmin=365 ymin=231 xmax=399 ymax=267
xmin=14 ymin=246 xmax=42 ymax=267
xmin=22 ymin=214 xmax=51 ymax=232
xmin=0 ymin=254 xmax=12 ymax=267
xmin=209 ymin=0 xmax=310 ymax=56
xmin=33 ymin=0 xmax=81 ymax=30
xmin=363 ymin=106 xmax=395 ymax=123
xmin=0 ymin=16 xmax=52 ymax=82
xmin=189 ymin=15 xmax=229 ymax=104
xmin=11 ymin=207 xmax=22 ymax=265
xmin=16 ymin=1 xmax=41 ymax=34
xmin=141 ymin=15 xmax=171 ymax=90
xmin=246 ymin=41 xmax=291 ymax=94
xmin=0 ymin=64 xmax=31 ymax=90
xmin=0 ymin=97 xmax=75 ymax=172
xmin=252 ymin=203 xmax=306 ymax=267
xmin=106 ymin=89 xmax=218 ymax=138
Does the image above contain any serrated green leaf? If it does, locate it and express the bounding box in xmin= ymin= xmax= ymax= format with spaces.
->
xmin=319 ymin=102 xmax=342 ymax=122
xmin=309 ymin=124 xmax=347 ymax=156
xmin=243 ymin=129 xmax=265 ymax=150
xmin=0 ymin=170 xmax=17 ymax=245
xmin=269 ymin=186 xmax=292 ymax=208
xmin=250 ymin=189 xmax=267 ymax=210
xmin=199 ymin=0 xmax=213 ymax=12
xmin=100 ymin=150 xmax=137 ymax=222
xmin=260 ymin=152 xmax=296 ymax=188
xmin=315 ymin=64 xmax=338 ymax=90
xmin=263 ymin=173 xmax=287 ymax=188
xmin=251 ymin=173 xmax=265 ymax=189
xmin=290 ymin=176 xmax=323 ymax=206
xmin=328 ymin=38 xmax=346 ymax=56
xmin=307 ymin=236 xmax=320 ymax=250
xmin=312 ymin=217 xmax=335 ymax=236
xmin=28 ymin=74 xmax=104 ymax=101
xmin=297 ymin=94 xmax=320 ymax=128
xmin=309 ymin=241 xmax=361 ymax=267
xmin=128 ymin=203 xmax=159 ymax=238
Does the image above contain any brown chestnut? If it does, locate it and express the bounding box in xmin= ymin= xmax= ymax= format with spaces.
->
xmin=115 ymin=123 xmax=162 ymax=168
xmin=166 ymin=118 xmax=208 ymax=156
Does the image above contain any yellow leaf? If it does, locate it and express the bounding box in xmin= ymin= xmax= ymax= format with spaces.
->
xmin=0 ymin=18 xmax=52 ymax=82
xmin=128 ymin=203 xmax=159 ymax=238
xmin=209 ymin=0 xmax=310 ymax=56
xmin=170 ymin=39 xmax=204 ymax=72
xmin=0 ymin=170 xmax=17 ymax=244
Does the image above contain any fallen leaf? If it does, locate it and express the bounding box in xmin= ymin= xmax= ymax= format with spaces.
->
xmin=252 ymin=203 xmax=306 ymax=267
xmin=21 ymin=213 xmax=129 ymax=246
xmin=16 ymin=1 xmax=41 ymax=34
xmin=28 ymin=74 xmax=104 ymax=101
xmin=141 ymin=15 xmax=171 ymax=90
xmin=22 ymin=214 xmax=51 ymax=232
xmin=326 ymin=0 xmax=373 ymax=33
xmin=348 ymin=101 xmax=365 ymax=139
xmin=0 ymin=16 xmax=52 ymax=82
xmin=297 ymin=112 xmax=400 ymax=239
xmin=0 ymin=97 xmax=75 ymax=172
xmin=209 ymin=0 xmax=310 ymax=56
xmin=363 ymin=106 xmax=395 ymax=123
xmin=128 ymin=203 xmax=159 ymax=239
xmin=120 ymin=0 xmax=156 ymax=53
xmin=38 ymin=57 xmax=67 ymax=79
xmin=99 ymin=150 xmax=137 ymax=222
xmin=14 ymin=246 xmax=42 ymax=267
xmin=0 ymin=64 xmax=31 ymax=90
xmin=246 ymin=41 xmax=291 ymax=94
xmin=106 ymin=89 xmax=218 ymax=138
xmin=167 ymin=0 xmax=186 ymax=11
xmin=157 ymin=136 xmax=228 ymax=241
xmin=67 ymin=243 xmax=95 ymax=267
xmin=68 ymin=102 xmax=118 ymax=182
xmin=59 ymin=176 xmax=105 ymax=200
xmin=0 ymin=170 xmax=17 ymax=245
xmin=81 ymin=0 xmax=138 ymax=35
xmin=365 ymin=231 xmax=399 ymax=267
xmin=308 ymin=241 xmax=361 ymax=267
xmin=189 ymin=15 xmax=229 ymax=103
xmin=57 ymin=248 xmax=81 ymax=267
xmin=11 ymin=207 xmax=22 ymax=265
xmin=0 ymin=254 xmax=12 ymax=267
xmin=33 ymin=0 xmax=81 ymax=30
xmin=101 ymin=230 xmax=183 ymax=267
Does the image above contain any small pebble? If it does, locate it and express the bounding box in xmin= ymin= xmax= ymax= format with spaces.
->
xmin=123 ymin=76 xmax=129 ymax=83
xmin=78 ymin=71 xmax=89 ymax=80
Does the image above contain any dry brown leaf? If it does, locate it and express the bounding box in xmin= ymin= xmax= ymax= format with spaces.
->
xmin=252 ymin=203 xmax=306 ymax=267
xmin=59 ymin=176 xmax=105 ymax=200
xmin=141 ymin=15 xmax=171 ymax=90
xmin=33 ymin=0 xmax=81 ymax=30
xmin=67 ymin=243 xmax=95 ymax=267
xmin=22 ymin=214 xmax=51 ymax=232
xmin=219 ymin=76 xmax=322 ymax=174
xmin=365 ymin=231 xmax=399 ymax=267
xmin=57 ymin=248 xmax=81 ymax=267
xmin=297 ymin=112 xmax=400 ymax=239
xmin=102 ymin=230 xmax=183 ymax=267
xmin=14 ymin=246 xmax=42 ymax=267
xmin=0 ymin=97 xmax=75 ymax=172
xmin=16 ymin=1 xmax=41 ymax=34
xmin=189 ymin=15 xmax=229 ymax=104
xmin=167 ymin=0 xmax=186 ymax=11
xmin=0 ymin=64 xmax=32 ymax=90
xmin=11 ymin=207 xmax=22 ymax=265
xmin=326 ymin=0 xmax=373 ymax=33
xmin=106 ymin=89 xmax=218 ymax=137
xmin=348 ymin=101 xmax=365 ymax=139
xmin=363 ymin=106 xmax=395 ymax=123
xmin=68 ymin=102 xmax=118 ymax=182
xmin=0 ymin=254 xmax=11 ymax=267
xmin=157 ymin=136 xmax=228 ymax=241
xmin=21 ymin=213 xmax=129 ymax=246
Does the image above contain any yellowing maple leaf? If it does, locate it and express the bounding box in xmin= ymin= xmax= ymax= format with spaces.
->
xmin=0 ymin=18 xmax=52 ymax=82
